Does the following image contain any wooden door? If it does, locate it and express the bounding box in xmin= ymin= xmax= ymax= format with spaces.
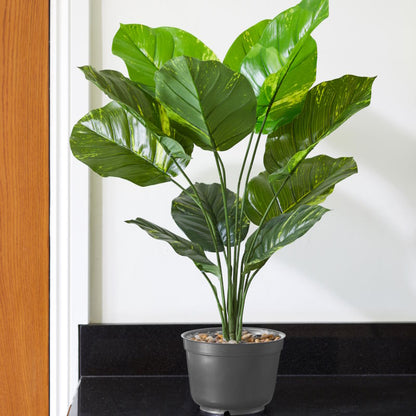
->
xmin=0 ymin=0 xmax=49 ymax=415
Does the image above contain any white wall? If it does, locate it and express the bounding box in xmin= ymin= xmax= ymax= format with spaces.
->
xmin=84 ymin=0 xmax=416 ymax=323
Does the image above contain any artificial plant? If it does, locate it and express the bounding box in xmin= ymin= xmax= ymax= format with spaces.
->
xmin=70 ymin=0 xmax=375 ymax=341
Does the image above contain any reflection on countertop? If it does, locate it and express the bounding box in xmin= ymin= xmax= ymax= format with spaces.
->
xmin=70 ymin=324 xmax=416 ymax=416
xmin=69 ymin=375 xmax=416 ymax=416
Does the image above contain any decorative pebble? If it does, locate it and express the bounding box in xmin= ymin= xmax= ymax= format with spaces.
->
xmin=190 ymin=330 xmax=281 ymax=344
xmin=260 ymin=333 xmax=274 ymax=340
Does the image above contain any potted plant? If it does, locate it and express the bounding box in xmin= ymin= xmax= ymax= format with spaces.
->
xmin=70 ymin=0 xmax=374 ymax=414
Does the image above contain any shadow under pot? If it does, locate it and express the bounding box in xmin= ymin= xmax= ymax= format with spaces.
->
xmin=181 ymin=327 xmax=286 ymax=415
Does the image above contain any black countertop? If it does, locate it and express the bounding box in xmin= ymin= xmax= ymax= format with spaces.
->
xmin=70 ymin=375 xmax=416 ymax=415
xmin=69 ymin=324 xmax=416 ymax=415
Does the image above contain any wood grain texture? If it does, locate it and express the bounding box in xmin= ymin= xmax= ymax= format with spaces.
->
xmin=0 ymin=0 xmax=49 ymax=415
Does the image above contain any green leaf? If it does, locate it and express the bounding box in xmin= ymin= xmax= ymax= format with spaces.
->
xmin=126 ymin=217 xmax=221 ymax=277
xmin=79 ymin=65 xmax=195 ymax=156
xmin=240 ymin=0 xmax=328 ymax=96
xmin=171 ymin=183 xmax=250 ymax=252
xmin=255 ymin=37 xmax=317 ymax=134
xmin=264 ymin=75 xmax=376 ymax=173
xmin=70 ymin=101 xmax=189 ymax=187
xmin=223 ymin=19 xmax=271 ymax=72
xmin=155 ymin=57 xmax=256 ymax=151
xmin=80 ymin=66 xmax=163 ymax=130
xmin=112 ymin=24 xmax=217 ymax=91
xmin=158 ymin=136 xmax=191 ymax=162
xmin=244 ymin=204 xmax=328 ymax=272
xmin=245 ymin=156 xmax=357 ymax=225
xmin=267 ymin=148 xmax=312 ymax=182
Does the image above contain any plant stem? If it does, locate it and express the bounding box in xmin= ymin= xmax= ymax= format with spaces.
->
xmin=173 ymin=52 xmax=296 ymax=340
xmin=201 ymin=271 xmax=225 ymax=326
xmin=213 ymin=149 xmax=235 ymax=339
xmin=232 ymin=131 xmax=255 ymax=332
xmin=235 ymin=171 xmax=292 ymax=335
xmin=243 ymin=175 xmax=290 ymax=273
xmin=244 ymin=268 xmax=261 ymax=295
xmin=233 ymin=69 xmax=295 ymax=337
xmin=170 ymin=159 xmax=229 ymax=339
xmin=235 ymin=270 xmax=250 ymax=339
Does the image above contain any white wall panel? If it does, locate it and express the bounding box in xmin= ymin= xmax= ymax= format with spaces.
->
xmin=85 ymin=0 xmax=416 ymax=323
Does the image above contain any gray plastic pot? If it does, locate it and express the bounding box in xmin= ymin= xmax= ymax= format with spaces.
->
xmin=182 ymin=327 xmax=285 ymax=415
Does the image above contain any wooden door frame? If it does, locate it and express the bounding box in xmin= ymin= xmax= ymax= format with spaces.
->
xmin=50 ymin=0 xmax=90 ymax=414
xmin=0 ymin=0 xmax=49 ymax=414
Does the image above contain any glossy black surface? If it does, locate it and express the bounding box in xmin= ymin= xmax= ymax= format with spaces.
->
xmin=70 ymin=375 xmax=416 ymax=415
xmin=73 ymin=324 xmax=416 ymax=415
xmin=80 ymin=324 xmax=416 ymax=376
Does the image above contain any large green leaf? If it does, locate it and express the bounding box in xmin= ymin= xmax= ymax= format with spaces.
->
xmin=112 ymin=24 xmax=217 ymax=92
xmin=244 ymin=204 xmax=328 ymax=272
xmin=80 ymin=66 xmax=164 ymax=130
xmin=171 ymin=183 xmax=250 ymax=252
xmin=240 ymin=0 xmax=328 ymax=96
xmin=255 ymin=37 xmax=317 ymax=134
xmin=126 ymin=217 xmax=221 ymax=277
xmin=264 ymin=75 xmax=376 ymax=173
xmin=223 ymin=19 xmax=271 ymax=72
xmin=245 ymin=156 xmax=357 ymax=225
xmin=70 ymin=101 xmax=189 ymax=187
xmin=80 ymin=66 xmax=194 ymax=155
xmin=157 ymin=136 xmax=191 ymax=163
xmin=155 ymin=57 xmax=256 ymax=151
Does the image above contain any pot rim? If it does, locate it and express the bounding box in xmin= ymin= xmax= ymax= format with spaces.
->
xmin=181 ymin=326 xmax=286 ymax=344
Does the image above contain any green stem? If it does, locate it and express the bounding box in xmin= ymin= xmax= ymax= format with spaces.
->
xmin=271 ymin=186 xmax=283 ymax=214
xmin=213 ymin=149 xmax=235 ymax=339
xmin=235 ymin=176 xmax=290 ymax=334
xmin=240 ymin=53 xmax=296 ymax=217
xmin=234 ymin=70 xmax=295 ymax=338
xmin=201 ymin=271 xmax=225 ymax=325
xmin=243 ymin=175 xmax=290 ymax=272
xmin=170 ymin=159 xmax=229 ymax=339
xmin=171 ymin=172 xmax=223 ymax=274
xmin=234 ymin=76 xmax=286 ymax=294
xmin=235 ymin=271 xmax=250 ymax=339
xmin=244 ymin=268 xmax=261 ymax=295
xmin=232 ymin=131 xmax=255 ymax=329
xmin=235 ymin=268 xmax=262 ymax=339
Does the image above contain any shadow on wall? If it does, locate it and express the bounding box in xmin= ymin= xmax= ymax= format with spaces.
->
xmin=89 ymin=0 xmax=104 ymax=323
xmin=89 ymin=101 xmax=416 ymax=321
xmin=331 ymin=111 xmax=416 ymax=208
xmin=265 ymin=110 xmax=416 ymax=320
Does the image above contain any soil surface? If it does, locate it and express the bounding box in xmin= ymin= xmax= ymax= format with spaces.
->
xmin=189 ymin=330 xmax=281 ymax=344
